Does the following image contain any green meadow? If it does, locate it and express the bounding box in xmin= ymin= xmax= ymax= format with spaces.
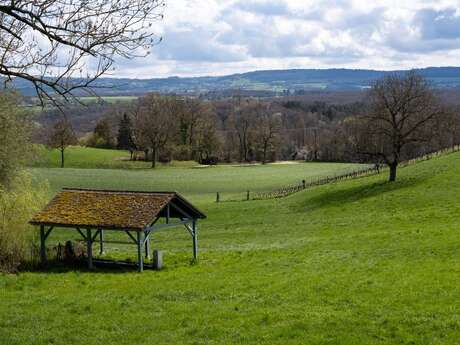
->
xmin=32 ymin=146 xmax=367 ymax=201
xmin=78 ymin=96 xmax=138 ymax=104
xmin=2 ymin=148 xmax=460 ymax=344
xmin=33 ymin=146 xmax=152 ymax=169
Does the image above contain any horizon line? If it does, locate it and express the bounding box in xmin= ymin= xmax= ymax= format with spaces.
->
xmin=102 ymin=65 xmax=460 ymax=81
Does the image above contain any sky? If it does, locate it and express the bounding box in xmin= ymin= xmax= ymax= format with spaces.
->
xmin=113 ymin=0 xmax=460 ymax=78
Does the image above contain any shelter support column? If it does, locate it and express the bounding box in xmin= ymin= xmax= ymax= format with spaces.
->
xmin=86 ymin=228 xmax=93 ymax=270
xmin=99 ymin=229 xmax=104 ymax=255
xmin=40 ymin=225 xmax=46 ymax=264
xmin=144 ymin=232 xmax=151 ymax=260
xmin=137 ymin=231 xmax=144 ymax=272
xmin=192 ymin=220 xmax=198 ymax=260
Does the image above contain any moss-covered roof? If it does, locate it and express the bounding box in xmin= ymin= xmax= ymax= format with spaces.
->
xmin=30 ymin=189 xmax=204 ymax=230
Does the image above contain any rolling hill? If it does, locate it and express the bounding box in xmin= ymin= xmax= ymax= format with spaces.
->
xmin=8 ymin=66 xmax=460 ymax=96
xmin=2 ymin=149 xmax=460 ymax=343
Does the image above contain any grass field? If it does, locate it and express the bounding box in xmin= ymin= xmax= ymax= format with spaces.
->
xmin=33 ymin=146 xmax=152 ymax=169
xmin=2 ymin=151 xmax=460 ymax=344
xmin=32 ymin=146 xmax=367 ymax=202
xmin=24 ymin=96 xmax=138 ymax=114
xmin=78 ymin=96 xmax=138 ymax=104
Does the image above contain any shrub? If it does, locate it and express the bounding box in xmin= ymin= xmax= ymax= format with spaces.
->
xmin=0 ymin=92 xmax=35 ymax=187
xmin=0 ymin=172 xmax=48 ymax=273
xmin=173 ymin=145 xmax=193 ymax=161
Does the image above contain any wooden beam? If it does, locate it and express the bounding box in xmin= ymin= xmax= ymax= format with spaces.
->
xmin=125 ymin=230 xmax=138 ymax=244
xmin=99 ymin=229 xmax=104 ymax=255
xmin=144 ymin=231 xmax=151 ymax=260
xmin=192 ymin=220 xmax=198 ymax=260
xmin=136 ymin=231 xmax=143 ymax=272
xmin=184 ymin=223 xmax=194 ymax=237
xmin=96 ymin=240 xmax=136 ymax=245
xmin=91 ymin=229 xmax=101 ymax=243
xmin=76 ymin=228 xmax=87 ymax=241
xmin=40 ymin=225 xmax=46 ymax=264
xmin=44 ymin=226 xmax=54 ymax=241
xmin=149 ymin=216 xmax=160 ymax=227
xmin=145 ymin=219 xmax=192 ymax=233
xmin=86 ymin=228 xmax=93 ymax=270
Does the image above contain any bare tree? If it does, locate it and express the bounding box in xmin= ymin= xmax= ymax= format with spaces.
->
xmin=179 ymin=99 xmax=202 ymax=147
xmin=47 ymin=118 xmax=77 ymax=167
xmin=233 ymin=100 xmax=255 ymax=162
xmin=0 ymin=0 xmax=164 ymax=106
xmin=252 ymin=103 xmax=281 ymax=164
xmin=437 ymin=106 xmax=460 ymax=148
xmin=132 ymin=93 xmax=176 ymax=168
xmin=194 ymin=110 xmax=221 ymax=164
xmin=354 ymin=72 xmax=444 ymax=182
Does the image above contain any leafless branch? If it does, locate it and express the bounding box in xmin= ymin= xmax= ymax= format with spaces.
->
xmin=0 ymin=0 xmax=165 ymax=107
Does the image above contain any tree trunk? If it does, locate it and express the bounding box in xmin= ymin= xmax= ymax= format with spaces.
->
xmin=262 ymin=142 xmax=268 ymax=164
xmin=238 ymin=136 xmax=244 ymax=162
xmin=151 ymin=146 xmax=157 ymax=168
xmin=388 ymin=161 xmax=398 ymax=182
xmin=61 ymin=148 xmax=65 ymax=168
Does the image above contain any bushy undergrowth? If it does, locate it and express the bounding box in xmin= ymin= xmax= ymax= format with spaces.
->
xmin=0 ymin=172 xmax=48 ymax=273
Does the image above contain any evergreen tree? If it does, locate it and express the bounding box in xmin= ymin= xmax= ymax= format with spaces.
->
xmin=117 ymin=113 xmax=135 ymax=152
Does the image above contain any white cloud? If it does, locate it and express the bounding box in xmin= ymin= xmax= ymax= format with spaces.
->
xmin=111 ymin=0 xmax=460 ymax=78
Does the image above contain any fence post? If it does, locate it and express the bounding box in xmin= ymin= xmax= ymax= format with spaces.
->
xmin=302 ymin=180 xmax=306 ymax=189
xmin=216 ymin=192 xmax=220 ymax=203
xmin=246 ymin=190 xmax=250 ymax=201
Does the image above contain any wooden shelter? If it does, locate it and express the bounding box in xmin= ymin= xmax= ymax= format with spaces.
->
xmin=30 ymin=188 xmax=206 ymax=272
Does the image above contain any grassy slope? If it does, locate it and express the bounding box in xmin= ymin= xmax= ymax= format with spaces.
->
xmin=2 ymin=153 xmax=460 ymax=344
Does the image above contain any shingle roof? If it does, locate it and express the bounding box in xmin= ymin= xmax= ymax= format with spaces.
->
xmin=30 ymin=188 xmax=205 ymax=230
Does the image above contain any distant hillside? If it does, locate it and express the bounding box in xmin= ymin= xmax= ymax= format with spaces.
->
xmin=8 ymin=67 xmax=460 ymax=96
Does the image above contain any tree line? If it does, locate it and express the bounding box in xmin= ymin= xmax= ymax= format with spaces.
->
xmin=48 ymin=72 xmax=460 ymax=182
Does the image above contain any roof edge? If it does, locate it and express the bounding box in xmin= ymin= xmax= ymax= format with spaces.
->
xmin=62 ymin=187 xmax=178 ymax=195
xmin=172 ymin=193 xmax=207 ymax=219
xmin=28 ymin=220 xmax=143 ymax=231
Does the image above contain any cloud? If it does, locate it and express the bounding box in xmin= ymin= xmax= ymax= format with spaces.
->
xmin=415 ymin=8 xmax=460 ymax=40
xmin=233 ymin=0 xmax=292 ymax=17
xmin=383 ymin=7 xmax=460 ymax=53
xmin=154 ymin=28 xmax=246 ymax=62
xmin=109 ymin=0 xmax=460 ymax=78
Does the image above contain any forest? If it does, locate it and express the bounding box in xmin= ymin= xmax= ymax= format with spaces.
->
xmin=35 ymin=82 xmax=460 ymax=172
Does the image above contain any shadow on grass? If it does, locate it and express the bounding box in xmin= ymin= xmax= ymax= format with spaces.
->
xmin=296 ymin=175 xmax=429 ymax=212
xmin=21 ymin=258 xmax=155 ymax=274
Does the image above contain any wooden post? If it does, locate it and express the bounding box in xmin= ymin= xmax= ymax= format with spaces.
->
xmin=99 ymin=229 xmax=104 ymax=255
xmin=216 ymin=192 xmax=220 ymax=203
xmin=302 ymin=180 xmax=306 ymax=189
xmin=153 ymin=250 xmax=163 ymax=270
xmin=144 ymin=232 xmax=151 ymax=260
xmin=246 ymin=190 xmax=250 ymax=201
xmin=86 ymin=228 xmax=93 ymax=270
xmin=137 ymin=231 xmax=143 ymax=272
xmin=40 ymin=225 xmax=46 ymax=264
xmin=192 ymin=220 xmax=198 ymax=260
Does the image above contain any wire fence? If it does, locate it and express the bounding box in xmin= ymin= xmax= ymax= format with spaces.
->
xmin=216 ymin=144 xmax=460 ymax=202
xmin=398 ymin=144 xmax=460 ymax=168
